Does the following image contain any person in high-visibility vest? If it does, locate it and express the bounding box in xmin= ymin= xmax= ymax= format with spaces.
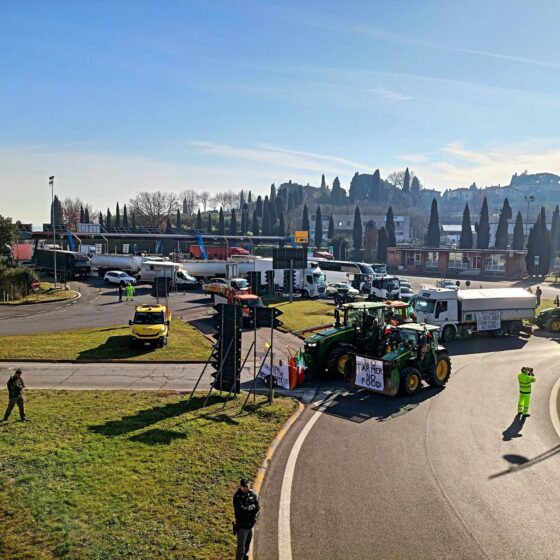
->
xmin=126 ymin=282 xmax=135 ymax=301
xmin=518 ymin=366 xmax=536 ymax=417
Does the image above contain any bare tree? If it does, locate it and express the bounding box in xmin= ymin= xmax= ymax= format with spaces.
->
xmin=198 ymin=191 xmax=210 ymax=212
xmin=208 ymin=196 xmax=220 ymax=211
xmin=61 ymin=197 xmax=84 ymax=230
xmin=387 ymin=169 xmax=416 ymax=189
xmin=180 ymin=190 xmax=198 ymax=215
xmin=128 ymin=191 xmax=180 ymax=229
xmin=363 ymin=220 xmax=378 ymax=261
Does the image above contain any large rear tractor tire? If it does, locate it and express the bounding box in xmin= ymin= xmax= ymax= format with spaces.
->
xmin=441 ymin=325 xmax=456 ymax=342
xmin=400 ymin=367 xmax=422 ymax=396
xmin=326 ymin=344 xmax=355 ymax=378
xmin=428 ymin=352 xmax=451 ymax=388
xmin=547 ymin=318 xmax=560 ymax=333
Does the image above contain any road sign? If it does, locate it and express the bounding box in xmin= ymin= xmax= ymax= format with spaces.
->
xmin=32 ymin=279 xmax=40 ymax=292
xmin=272 ymin=247 xmax=307 ymax=270
xmin=294 ymin=230 xmax=309 ymax=244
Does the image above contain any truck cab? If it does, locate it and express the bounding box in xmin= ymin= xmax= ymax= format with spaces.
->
xmin=412 ymin=288 xmax=459 ymax=340
xmin=129 ymin=304 xmax=171 ymax=347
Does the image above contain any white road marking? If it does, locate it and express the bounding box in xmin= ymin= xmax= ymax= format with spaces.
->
xmin=278 ymin=389 xmax=342 ymax=560
xmin=549 ymin=376 xmax=560 ymax=438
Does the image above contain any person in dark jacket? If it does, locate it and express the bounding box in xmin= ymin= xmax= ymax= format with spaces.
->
xmin=3 ymin=369 xmax=27 ymax=422
xmin=233 ymin=478 xmax=260 ymax=560
xmin=118 ymin=284 xmax=124 ymax=302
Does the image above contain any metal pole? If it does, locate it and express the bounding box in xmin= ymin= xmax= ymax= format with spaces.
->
xmin=50 ymin=176 xmax=57 ymax=288
xmin=269 ymin=310 xmax=274 ymax=404
xmin=253 ymin=306 xmax=257 ymax=402
xmin=289 ymin=258 xmax=293 ymax=303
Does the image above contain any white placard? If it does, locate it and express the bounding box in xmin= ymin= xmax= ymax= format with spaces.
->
xmin=475 ymin=310 xmax=501 ymax=331
xmin=355 ymin=356 xmax=385 ymax=392
xmin=259 ymin=361 xmax=290 ymax=390
xmin=122 ymin=244 xmax=130 ymax=254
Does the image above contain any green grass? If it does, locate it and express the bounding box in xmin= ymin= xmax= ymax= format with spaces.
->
xmin=0 ymin=319 xmax=212 ymax=361
xmin=270 ymin=300 xmax=335 ymax=333
xmin=537 ymin=298 xmax=555 ymax=314
xmin=1 ymin=282 xmax=75 ymax=305
xmin=0 ymin=390 xmax=297 ymax=560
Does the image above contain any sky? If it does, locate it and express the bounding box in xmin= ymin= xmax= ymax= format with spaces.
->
xmin=2 ymin=0 xmax=560 ymax=224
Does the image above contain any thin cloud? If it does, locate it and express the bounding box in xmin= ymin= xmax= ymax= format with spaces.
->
xmin=368 ymin=88 xmax=413 ymax=102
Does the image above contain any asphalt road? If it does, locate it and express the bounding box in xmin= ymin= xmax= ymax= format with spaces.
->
xmin=254 ymin=331 xmax=560 ymax=560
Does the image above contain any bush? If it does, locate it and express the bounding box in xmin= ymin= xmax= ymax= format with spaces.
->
xmin=0 ymin=263 xmax=37 ymax=300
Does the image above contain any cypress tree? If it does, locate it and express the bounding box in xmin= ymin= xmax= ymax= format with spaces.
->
xmin=278 ymin=212 xmax=285 ymax=236
xmin=166 ymin=215 xmax=172 ymax=230
xmin=411 ymin=176 xmax=420 ymax=193
xmin=122 ymin=205 xmax=128 ymax=228
xmin=403 ymin=168 xmax=411 ymax=194
xmin=115 ymin=203 xmax=120 ymax=227
xmin=314 ymin=206 xmax=323 ymax=249
xmin=275 ymin=194 xmax=284 ymax=216
xmin=459 ymin=203 xmax=473 ymax=249
xmin=98 ymin=212 xmax=104 ymax=227
xmin=494 ymin=198 xmax=512 ymax=249
xmin=549 ymin=205 xmax=560 ymax=258
xmin=512 ymin=211 xmax=525 ymax=250
xmin=386 ymin=207 xmax=396 ymax=247
xmin=425 ymin=198 xmax=440 ymax=247
xmin=302 ymin=204 xmax=310 ymax=234
xmin=267 ymin=196 xmax=277 ymax=231
xmin=196 ymin=209 xmax=202 ymax=230
xmin=239 ymin=190 xmax=245 ymax=209
xmin=287 ymin=193 xmax=293 ymax=212
xmin=368 ymin=169 xmax=381 ymax=200
xmin=248 ymin=191 xmax=252 ymax=204
xmin=230 ymin=208 xmax=237 ymax=235
xmin=256 ymin=196 xmax=263 ymax=218
xmin=353 ymin=206 xmax=363 ymax=251
xmin=328 ymin=212 xmax=335 ymax=240
xmin=240 ymin=204 xmax=249 ymax=234
xmin=349 ymin=172 xmax=359 ymax=203
xmin=84 ymin=207 xmax=90 ymax=223
xmin=270 ymin=184 xmax=276 ymax=202
xmin=79 ymin=206 xmax=84 ymax=223
xmin=526 ymin=207 xmax=550 ymax=275
xmin=176 ymin=209 xmax=181 ymax=230
xmin=377 ymin=227 xmax=388 ymax=262
xmin=131 ymin=212 xmax=136 ymax=232
xmin=207 ymin=213 xmax=212 ymax=233
xmin=106 ymin=209 xmax=112 ymax=230
xmin=476 ymin=197 xmax=490 ymax=249
xmin=262 ymin=203 xmax=271 ymax=235
xmin=218 ymin=207 xmax=225 ymax=235
xmin=321 ymin=174 xmax=326 ymax=190
xmin=363 ymin=220 xmax=378 ymax=262
xmin=252 ymin=209 xmax=259 ymax=235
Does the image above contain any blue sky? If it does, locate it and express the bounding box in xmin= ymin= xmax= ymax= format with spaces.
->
xmin=2 ymin=0 xmax=560 ymax=223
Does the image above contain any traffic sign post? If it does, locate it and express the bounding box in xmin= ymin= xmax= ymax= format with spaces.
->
xmin=32 ymin=279 xmax=40 ymax=292
xmin=294 ymin=230 xmax=309 ymax=245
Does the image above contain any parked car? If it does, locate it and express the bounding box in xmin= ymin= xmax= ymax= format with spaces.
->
xmin=399 ymin=286 xmax=415 ymax=302
xmin=436 ymin=280 xmax=459 ymax=290
xmin=325 ymin=282 xmax=359 ymax=297
xmin=398 ymin=279 xmax=412 ymax=290
xmin=104 ymin=270 xmax=137 ymax=286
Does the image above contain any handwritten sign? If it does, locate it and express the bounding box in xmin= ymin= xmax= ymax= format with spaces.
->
xmin=475 ymin=310 xmax=501 ymax=331
xmin=259 ymin=361 xmax=290 ymax=390
xmin=355 ymin=356 xmax=385 ymax=392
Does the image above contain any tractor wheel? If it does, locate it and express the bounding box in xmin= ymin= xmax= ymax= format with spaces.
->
xmin=428 ymin=353 xmax=451 ymax=387
xmin=326 ymin=344 xmax=355 ymax=378
xmin=400 ymin=367 xmax=422 ymax=396
xmin=547 ymin=318 xmax=560 ymax=333
xmin=509 ymin=321 xmax=522 ymax=336
xmin=441 ymin=325 xmax=456 ymax=342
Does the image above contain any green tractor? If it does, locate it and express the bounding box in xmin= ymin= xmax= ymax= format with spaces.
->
xmin=349 ymin=323 xmax=451 ymax=396
xmin=534 ymin=305 xmax=560 ymax=333
xmin=303 ymin=302 xmax=389 ymax=377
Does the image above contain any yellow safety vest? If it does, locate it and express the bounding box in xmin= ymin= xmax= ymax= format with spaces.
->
xmin=518 ymin=372 xmax=535 ymax=394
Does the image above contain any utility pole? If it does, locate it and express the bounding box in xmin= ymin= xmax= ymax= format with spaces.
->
xmin=49 ymin=176 xmax=57 ymax=288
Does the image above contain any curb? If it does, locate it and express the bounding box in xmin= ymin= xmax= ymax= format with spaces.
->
xmin=249 ymin=399 xmax=305 ymax=560
xmin=0 ymin=290 xmax=81 ymax=306
xmin=549 ymin=376 xmax=560 ymax=439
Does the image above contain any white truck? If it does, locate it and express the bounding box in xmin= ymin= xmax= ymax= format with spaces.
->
xmin=139 ymin=261 xmax=198 ymax=288
xmin=413 ymin=287 xmax=537 ymax=341
xmin=359 ymin=275 xmax=401 ymax=300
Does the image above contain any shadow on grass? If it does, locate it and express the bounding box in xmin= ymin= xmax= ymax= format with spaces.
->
xmin=89 ymin=395 xmax=225 ymax=437
xmin=318 ymin=385 xmax=442 ymax=423
xmin=128 ymin=428 xmax=187 ymax=445
xmin=77 ymin=335 xmax=156 ymax=360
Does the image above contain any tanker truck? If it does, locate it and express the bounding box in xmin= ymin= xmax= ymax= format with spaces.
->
xmin=413 ymin=287 xmax=537 ymax=341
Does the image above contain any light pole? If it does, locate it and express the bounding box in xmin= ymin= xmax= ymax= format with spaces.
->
xmin=49 ymin=176 xmax=57 ymax=287
xmin=524 ymin=195 xmax=534 ymax=236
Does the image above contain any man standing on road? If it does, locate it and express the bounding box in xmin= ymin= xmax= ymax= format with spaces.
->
xmin=233 ymin=478 xmax=260 ymax=560
xmin=118 ymin=284 xmax=124 ymax=303
xmin=518 ymin=367 xmax=536 ymax=417
xmin=126 ymin=282 xmax=135 ymax=301
xmin=535 ymin=286 xmax=542 ymax=306
xmin=2 ymin=369 xmax=28 ymax=422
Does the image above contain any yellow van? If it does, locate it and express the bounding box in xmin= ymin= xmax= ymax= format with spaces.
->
xmin=129 ymin=304 xmax=171 ymax=347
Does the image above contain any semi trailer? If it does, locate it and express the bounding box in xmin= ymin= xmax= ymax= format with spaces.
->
xmin=33 ymin=249 xmax=91 ymax=279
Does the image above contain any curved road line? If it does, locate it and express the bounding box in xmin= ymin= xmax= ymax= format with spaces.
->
xmin=550 ymin=376 xmax=560 ymax=438
xmin=277 ymin=390 xmax=342 ymax=560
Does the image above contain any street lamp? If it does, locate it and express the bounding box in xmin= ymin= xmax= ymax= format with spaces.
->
xmin=524 ymin=195 xmax=534 ymax=236
xmin=49 ymin=176 xmax=57 ymax=287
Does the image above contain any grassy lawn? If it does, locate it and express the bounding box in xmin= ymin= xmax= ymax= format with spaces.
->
xmin=270 ymin=300 xmax=334 ymax=333
xmin=1 ymin=282 xmax=75 ymax=305
xmin=0 ymin=319 xmax=212 ymax=361
xmin=0 ymin=390 xmax=297 ymax=560
xmin=537 ymin=298 xmax=555 ymax=314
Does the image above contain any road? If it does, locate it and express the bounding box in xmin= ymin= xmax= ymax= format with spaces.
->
xmin=254 ymin=331 xmax=560 ymax=560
